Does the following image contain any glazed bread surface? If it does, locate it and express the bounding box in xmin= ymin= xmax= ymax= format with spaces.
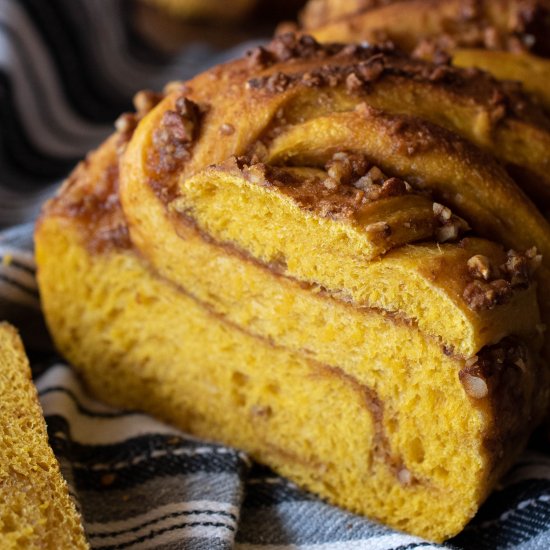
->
xmin=301 ymin=0 xmax=550 ymax=54
xmin=36 ymin=35 xmax=550 ymax=542
xmin=142 ymin=0 xmax=255 ymax=20
xmin=301 ymin=0 xmax=550 ymax=118
xmin=0 ymin=323 xmax=89 ymax=550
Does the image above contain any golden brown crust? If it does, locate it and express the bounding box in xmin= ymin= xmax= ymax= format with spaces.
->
xmin=45 ymin=135 xmax=130 ymax=254
xmin=143 ymin=36 xmax=550 ymax=208
xmin=44 ymin=34 xmax=550 ymax=305
xmin=302 ymin=0 xmax=550 ymax=56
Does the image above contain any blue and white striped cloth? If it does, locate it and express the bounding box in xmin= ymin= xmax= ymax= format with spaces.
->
xmin=3 ymin=1 xmax=550 ymax=548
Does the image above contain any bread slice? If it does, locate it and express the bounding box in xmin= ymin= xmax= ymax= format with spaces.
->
xmin=35 ymin=36 xmax=550 ymax=542
xmin=0 ymin=323 xmax=89 ymax=549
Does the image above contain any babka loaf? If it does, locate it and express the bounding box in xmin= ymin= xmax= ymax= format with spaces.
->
xmin=35 ymin=35 xmax=550 ymax=541
xmin=301 ymin=0 xmax=550 ymax=114
xmin=0 ymin=323 xmax=89 ymax=549
xmin=301 ymin=0 xmax=550 ymax=54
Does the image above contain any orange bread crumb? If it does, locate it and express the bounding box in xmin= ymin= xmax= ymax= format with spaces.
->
xmin=0 ymin=323 xmax=89 ymax=550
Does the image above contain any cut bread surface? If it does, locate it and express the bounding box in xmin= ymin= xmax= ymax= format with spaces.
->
xmin=0 ymin=323 xmax=89 ymax=550
xmin=36 ymin=34 xmax=550 ymax=542
xmin=36 ymin=208 xmax=539 ymax=543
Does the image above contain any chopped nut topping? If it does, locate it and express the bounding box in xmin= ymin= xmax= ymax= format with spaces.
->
xmin=397 ymin=467 xmax=413 ymax=486
xmin=316 ymin=200 xmax=355 ymax=219
xmin=460 ymin=373 xmax=489 ymax=399
xmin=354 ymin=172 xmax=409 ymax=202
xmin=219 ymin=123 xmax=235 ymax=136
xmin=365 ymin=221 xmax=392 ymax=239
xmin=464 ymin=246 xmax=541 ymax=311
xmin=435 ymin=224 xmax=460 ymax=242
xmin=114 ymin=113 xmax=138 ymax=154
xmin=268 ymin=33 xmax=323 ymax=63
xmin=150 ymin=96 xmax=200 ymax=173
xmin=325 ymin=152 xmax=370 ymax=186
xmin=302 ymin=71 xmax=324 ymax=87
xmin=247 ymin=46 xmax=274 ymax=69
xmin=432 ymin=202 xmax=469 ymax=243
xmin=500 ymin=247 xmax=542 ymax=288
xmin=133 ymin=90 xmax=163 ymax=118
xmin=163 ymin=81 xmax=191 ymax=95
xmin=114 ymin=113 xmax=137 ymax=136
xmin=322 ymin=178 xmax=338 ymax=191
xmin=467 ymin=254 xmax=493 ymax=281
xmin=463 ymin=279 xmax=512 ymax=311
xmin=357 ymin=58 xmax=385 ymax=82
xmin=459 ymin=337 xmax=528 ymax=399
xmin=433 ymin=202 xmax=452 ymax=222
xmin=345 ymin=72 xmax=364 ymax=92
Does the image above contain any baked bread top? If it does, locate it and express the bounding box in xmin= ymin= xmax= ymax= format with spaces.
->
xmin=46 ymin=34 xmax=550 ymax=361
xmin=300 ymin=0 xmax=550 ymax=118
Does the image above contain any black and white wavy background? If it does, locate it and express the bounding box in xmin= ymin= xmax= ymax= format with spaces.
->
xmin=0 ymin=0 xmax=252 ymax=227
xmin=3 ymin=1 xmax=550 ymax=548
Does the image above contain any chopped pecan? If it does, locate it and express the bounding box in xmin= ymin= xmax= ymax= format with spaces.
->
xmin=326 ymin=152 xmax=370 ymax=187
xmin=354 ymin=171 xmax=410 ymax=202
xmin=460 ymin=372 xmax=489 ymax=399
xmin=459 ymin=337 xmax=528 ymax=398
xmin=357 ymin=58 xmax=385 ymax=82
xmin=302 ymin=71 xmax=324 ymax=88
xmin=133 ymin=90 xmax=164 ymax=118
xmin=219 ymin=123 xmax=235 ymax=136
xmin=433 ymin=202 xmax=469 ymax=243
xmin=150 ymin=96 xmax=200 ymax=172
xmin=463 ymin=279 xmax=512 ymax=311
xmin=464 ymin=247 xmax=540 ymax=310
xmin=266 ymin=72 xmax=291 ymax=93
xmin=433 ymin=202 xmax=452 ymax=223
xmin=467 ymin=254 xmax=493 ymax=281
xmin=345 ymin=72 xmax=364 ymax=92
xmin=114 ymin=113 xmax=137 ymax=136
xmin=365 ymin=221 xmax=392 ymax=239
xmin=247 ymin=46 xmax=274 ymax=69
xmin=500 ymin=247 xmax=542 ymax=288
xmin=269 ymin=33 xmax=323 ymax=62
xmin=114 ymin=113 xmax=138 ymax=154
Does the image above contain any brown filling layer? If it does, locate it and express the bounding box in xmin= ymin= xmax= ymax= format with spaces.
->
xmin=46 ymin=159 xmax=131 ymax=254
xmin=128 ymin=224 xmax=414 ymax=485
xmin=243 ymin=34 xmax=545 ymax=127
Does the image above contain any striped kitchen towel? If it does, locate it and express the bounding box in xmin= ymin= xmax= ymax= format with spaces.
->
xmin=3 ymin=212 xmax=550 ymax=550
